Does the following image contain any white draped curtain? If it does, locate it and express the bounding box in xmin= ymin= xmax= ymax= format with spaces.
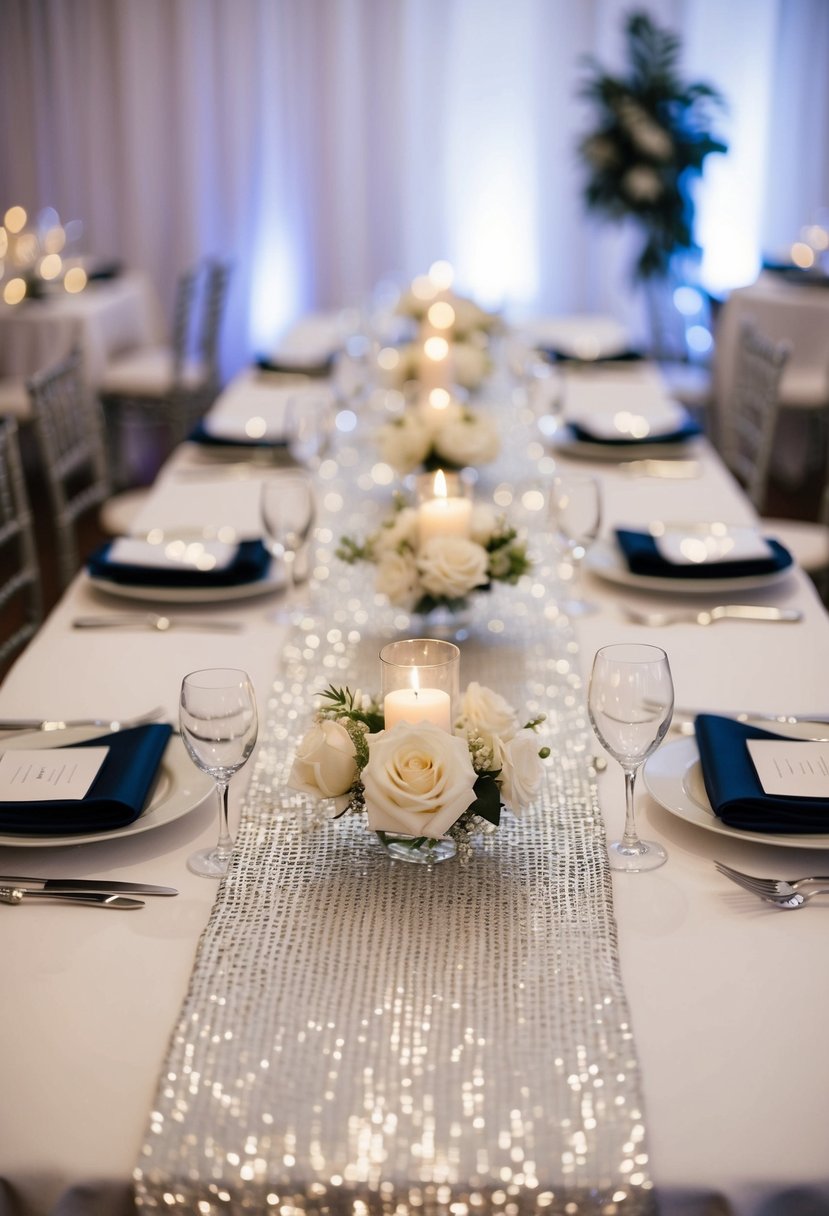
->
xmin=2 ymin=0 xmax=827 ymax=377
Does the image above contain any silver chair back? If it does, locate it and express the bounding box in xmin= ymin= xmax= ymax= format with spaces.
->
xmin=28 ymin=346 xmax=111 ymax=591
xmin=725 ymin=319 xmax=791 ymax=511
xmin=0 ymin=417 xmax=42 ymax=667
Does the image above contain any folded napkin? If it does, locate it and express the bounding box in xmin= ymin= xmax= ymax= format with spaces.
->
xmin=567 ymin=415 xmax=700 ymax=445
xmin=87 ymin=539 xmax=270 ymax=588
xmin=542 ymin=346 xmax=644 ymax=364
xmin=256 ymin=354 xmax=334 ymax=378
xmin=695 ymin=713 xmax=829 ymax=833
xmin=0 ymin=723 xmax=172 ymax=835
xmin=615 ymin=529 xmax=793 ymax=579
xmin=188 ymin=419 xmax=288 ymax=449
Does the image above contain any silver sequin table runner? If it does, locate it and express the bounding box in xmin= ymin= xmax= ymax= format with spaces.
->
xmin=134 ymin=574 xmax=654 ymax=1213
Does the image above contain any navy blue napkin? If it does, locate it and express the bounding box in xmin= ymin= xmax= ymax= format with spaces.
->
xmin=188 ymin=419 xmax=288 ymax=448
xmin=615 ymin=529 xmax=793 ymax=580
xmin=695 ymin=713 xmax=829 ymax=833
xmin=87 ymin=539 xmax=271 ymax=588
xmin=567 ymin=415 xmax=701 ymax=446
xmin=0 ymin=723 xmax=172 ymax=835
xmin=256 ymin=354 xmax=335 ymax=378
xmin=539 ymin=346 xmax=645 ymax=364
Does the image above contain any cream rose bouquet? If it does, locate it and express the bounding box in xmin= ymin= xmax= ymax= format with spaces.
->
xmin=336 ymin=498 xmax=531 ymax=615
xmin=376 ymin=400 xmax=500 ymax=476
xmin=289 ymin=683 xmax=549 ymax=855
xmin=382 ymin=339 xmax=493 ymax=393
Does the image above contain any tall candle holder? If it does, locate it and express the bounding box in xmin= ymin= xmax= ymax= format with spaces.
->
xmin=380 ymin=638 xmax=460 ymax=731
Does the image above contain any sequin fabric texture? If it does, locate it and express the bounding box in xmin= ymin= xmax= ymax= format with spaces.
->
xmin=134 ymin=366 xmax=655 ymax=1215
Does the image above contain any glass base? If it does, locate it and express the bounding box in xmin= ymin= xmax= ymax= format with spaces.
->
xmin=187 ymin=846 xmax=232 ymax=878
xmin=607 ymin=838 xmax=667 ymax=872
xmin=376 ymin=831 xmax=457 ymax=864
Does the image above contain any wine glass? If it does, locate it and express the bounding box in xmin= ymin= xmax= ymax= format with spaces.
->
xmin=548 ymin=472 xmax=601 ymax=614
xmin=179 ymin=668 xmax=258 ymax=878
xmin=588 ymin=643 xmax=674 ymax=872
xmin=261 ymin=473 xmax=316 ymax=621
xmin=285 ymin=392 xmax=332 ymax=469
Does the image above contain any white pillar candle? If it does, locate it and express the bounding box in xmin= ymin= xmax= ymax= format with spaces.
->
xmin=420 ymin=334 xmax=454 ymax=392
xmin=417 ymin=469 xmax=472 ymax=544
xmin=383 ymin=687 xmax=452 ymax=731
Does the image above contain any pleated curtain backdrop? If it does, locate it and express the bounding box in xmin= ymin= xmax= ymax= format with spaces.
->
xmin=1 ymin=0 xmax=828 ymax=379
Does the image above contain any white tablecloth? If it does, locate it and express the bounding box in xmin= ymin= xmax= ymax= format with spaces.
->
xmin=0 ymin=359 xmax=828 ymax=1215
xmin=0 ymin=272 xmax=162 ymax=391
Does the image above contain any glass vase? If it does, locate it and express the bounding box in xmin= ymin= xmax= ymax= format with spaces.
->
xmin=375 ymin=831 xmax=457 ymax=864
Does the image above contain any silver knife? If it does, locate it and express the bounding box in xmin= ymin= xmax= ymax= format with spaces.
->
xmin=0 ymin=874 xmax=178 ymax=896
xmin=72 ymin=615 xmax=243 ymax=632
xmin=0 ymin=886 xmax=144 ymax=910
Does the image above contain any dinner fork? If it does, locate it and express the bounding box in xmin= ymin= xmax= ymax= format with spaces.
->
xmin=623 ymin=605 xmax=802 ymax=627
xmin=714 ymin=860 xmax=829 ymax=899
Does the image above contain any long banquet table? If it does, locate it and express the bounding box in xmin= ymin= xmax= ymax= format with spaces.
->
xmin=1 ymin=344 xmax=828 ymax=1216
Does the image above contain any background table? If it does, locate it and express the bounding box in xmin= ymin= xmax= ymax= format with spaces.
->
xmin=0 ymin=271 xmax=162 ymax=391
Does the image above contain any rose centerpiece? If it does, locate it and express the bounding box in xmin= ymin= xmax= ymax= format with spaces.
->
xmin=336 ymin=478 xmax=531 ymax=626
xmin=376 ymin=396 xmax=500 ymax=476
xmin=289 ymin=680 xmax=549 ymax=862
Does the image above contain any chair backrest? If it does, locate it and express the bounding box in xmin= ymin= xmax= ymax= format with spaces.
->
xmin=724 ymin=319 xmax=791 ymax=511
xmin=170 ymin=265 xmax=201 ymax=380
xmin=28 ymin=346 xmax=111 ymax=590
xmin=0 ymin=417 xmax=42 ymax=668
xmin=197 ymin=259 xmax=232 ymax=391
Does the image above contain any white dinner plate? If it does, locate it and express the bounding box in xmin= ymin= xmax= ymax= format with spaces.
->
xmin=0 ymin=726 xmax=213 ymax=847
xmin=83 ymin=562 xmax=286 ymax=604
xmin=585 ymin=537 xmax=795 ymax=595
xmin=551 ymin=430 xmax=699 ymax=462
xmin=643 ymin=730 xmax=829 ymax=849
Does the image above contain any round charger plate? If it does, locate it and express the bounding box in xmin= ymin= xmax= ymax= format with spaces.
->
xmin=83 ymin=563 xmax=286 ymax=604
xmin=550 ymin=431 xmax=699 ymax=462
xmin=585 ymin=537 xmax=795 ymax=595
xmin=643 ymin=730 xmax=829 ymax=850
xmin=0 ymin=726 xmax=213 ymax=847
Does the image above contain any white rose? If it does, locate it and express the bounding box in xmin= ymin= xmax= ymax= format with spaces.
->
xmin=453 ymin=342 xmax=492 ymax=390
xmin=289 ymin=720 xmax=358 ymax=813
xmin=362 ymin=721 xmax=478 ymax=838
xmin=417 ymin=397 xmax=464 ymax=439
xmin=376 ymin=413 xmax=431 ymax=473
xmin=375 ymin=549 xmax=420 ymax=607
xmin=456 ymin=681 xmax=519 ymax=757
xmin=469 ymin=503 xmax=498 ymax=546
xmin=434 ymin=413 xmax=500 ymax=468
xmin=498 ymin=729 xmax=544 ymax=813
xmin=416 ymin=536 xmax=490 ymax=600
xmin=372 ymin=506 xmax=419 ymax=555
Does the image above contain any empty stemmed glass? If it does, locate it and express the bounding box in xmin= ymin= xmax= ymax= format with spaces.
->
xmin=284 ymin=392 xmax=332 ymax=469
xmin=548 ymin=472 xmax=601 ymax=614
xmin=588 ymin=643 xmax=674 ymax=872
xmin=180 ymin=668 xmax=258 ymax=878
xmin=261 ymin=473 xmax=316 ymax=621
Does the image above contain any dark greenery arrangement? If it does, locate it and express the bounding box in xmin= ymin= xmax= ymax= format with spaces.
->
xmin=577 ymin=10 xmax=728 ymax=280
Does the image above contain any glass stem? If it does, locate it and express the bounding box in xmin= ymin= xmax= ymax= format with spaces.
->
xmin=214 ymin=780 xmax=233 ymax=860
xmin=621 ymin=765 xmax=642 ymax=852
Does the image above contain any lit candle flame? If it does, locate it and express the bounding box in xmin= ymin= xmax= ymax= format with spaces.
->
xmin=433 ymin=469 xmax=448 ymax=499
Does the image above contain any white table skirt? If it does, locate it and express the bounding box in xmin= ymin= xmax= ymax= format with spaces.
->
xmin=0 ymin=365 xmax=828 ymax=1215
xmin=0 ymin=271 xmax=162 ymax=391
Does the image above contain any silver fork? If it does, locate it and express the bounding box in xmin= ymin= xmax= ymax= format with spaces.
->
xmin=624 ymin=605 xmax=802 ymax=627
xmin=714 ymin=861 xmax=829 ymax=904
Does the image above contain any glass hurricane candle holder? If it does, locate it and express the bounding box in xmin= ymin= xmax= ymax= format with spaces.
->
xmin=380 ymin=638 xmax=460 ymax=731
